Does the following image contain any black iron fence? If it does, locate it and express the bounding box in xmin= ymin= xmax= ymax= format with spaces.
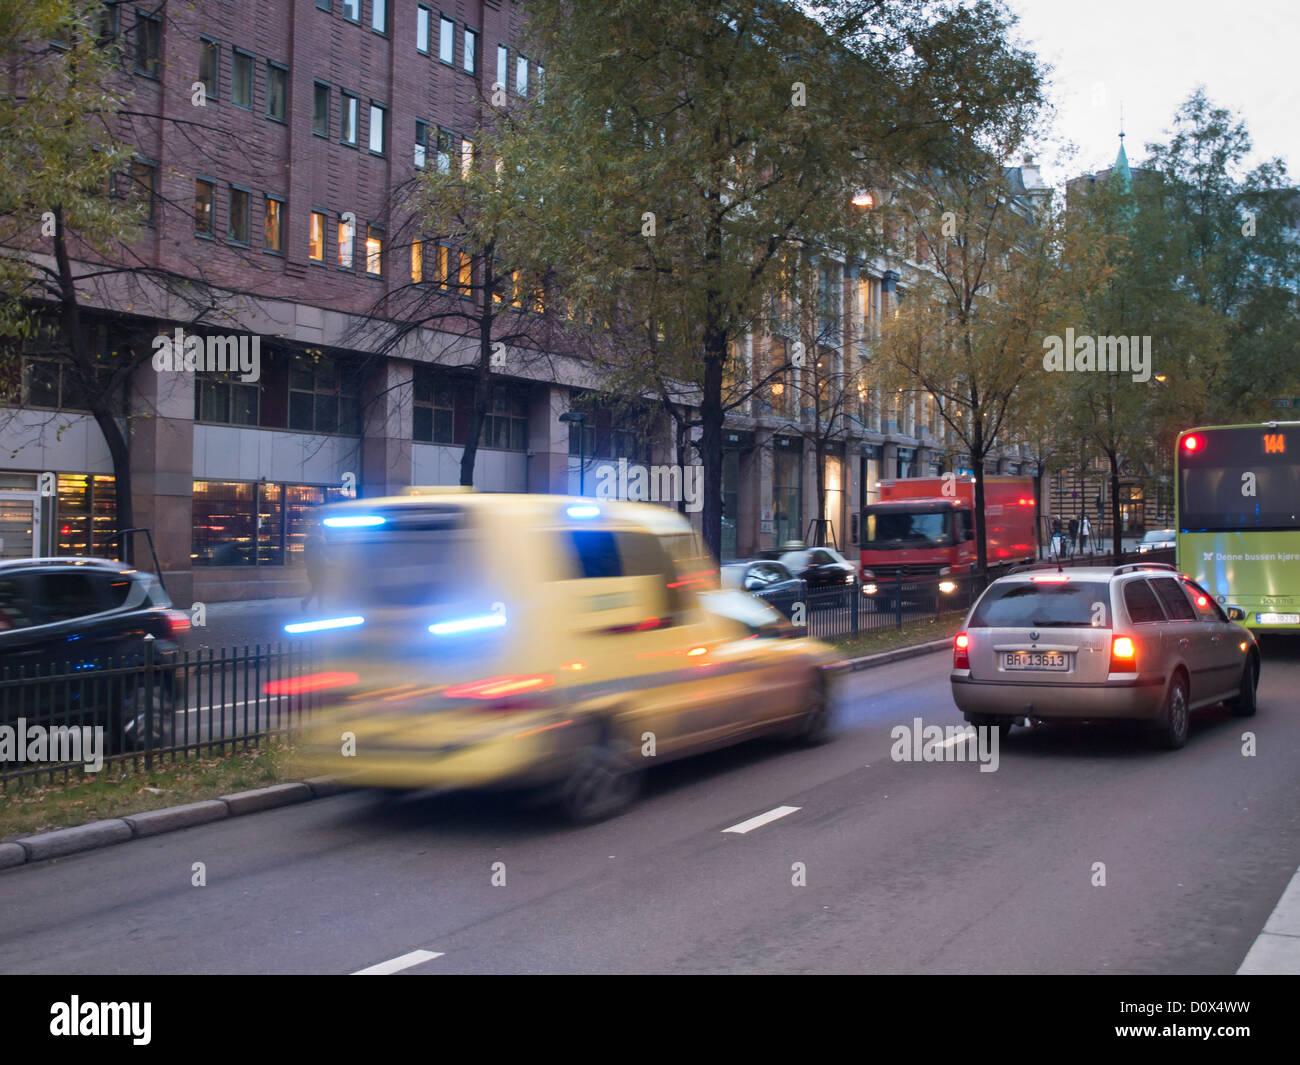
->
xmin=1 ymin=639 xmax=321 ymax=790
xmin=754 ymin=548 xmax=1177 ymax=641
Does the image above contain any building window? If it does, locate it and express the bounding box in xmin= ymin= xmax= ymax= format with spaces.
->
xmin=439 ymin=15 xmax=454 ymax=63
xmin=537 ymin=65 xmax=545 ymax=102
xmin=232 ymin=48 xmax=253 ymax=108
xmin=195 ymin=372 xmax=259 ymax=426
xmin=337 ymin=213 xmax=354 ymax=268
xmin=483 ymin=388 xmax=528 ymax=451
xmin=340 ymin=92 xmax=358 ymax=145
xmin=773 ymin=440 xmax=803 ymax=546
xmin=414 ymin=119 xmax=428 ymax=168
xmin=309 ymin=210 xmax=326 ymax=261
xmin=365 ymin=224 xmax=383 ymax=276
xmin=198 ymin=37 xmax=220 ymax=100
xmin=266 ymin=62 xmax=288 ymax=122
xmin=458 ymin=250 xmax=472 ymax=296
xmin=94 ymin=4 xmax=120 ymax=43
xmin=516 ymin=55 xmax=528 ymax=96
xmin=131 ymin=160 xmax=156 ymax=225
xmin=264 ymin=195 xmax=285 ymax=253
xmin=435 ymin=127 xmax=452 ymax=172
xmin=413 ymin=368 xmax=457 ymax=443
xmin=316 ymin=0 xmax=331 ymax=10
xmin=312 ymin=81 xmax=330 ymax=136
xmin=341 ymin=0 xmax=360 ymax=24
xmin=56 ymin=475 xmax=118 ymax=559
xmin=411 ymin=237 xmax=424 ymax=283
xmin=21 ymin=358 xmax=83 ymax=410
xmin=368 ymin=103 xmax=386 ymax=155
xmin=194 ymin=178 xmax=214 ymax=236
xmin=228 ymin=185 xmax=251 ymax=244
xmin=497 ymin=44 xmax=507 ymax=91
xmin=134 ymin=11 xmax=160 ymax=77
xmin=289 ymin=354 xmax=361 ymax=435
xmin=463 ymin=28 xmax=478 ymax=74
xmin=417 ymin=6 xmax=430 ymax=53
xmin=371 ymin=0 xmax=387 ymax=34
xmin=434 ymin=243 xmax=450 ymax=289
xmin=460 ymin=137 xmax=474 ymax=177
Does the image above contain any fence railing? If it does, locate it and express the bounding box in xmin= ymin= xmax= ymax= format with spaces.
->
xmin=752 ymin=547 xmax=1177 ymax=641
xmin=1 ymin=639 xmax=321 ymax=789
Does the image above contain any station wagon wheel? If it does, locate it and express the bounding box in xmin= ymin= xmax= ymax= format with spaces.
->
xmin=559 ymin=741 xmax=642 ymax=824
xmin=1227 ymin=656 xmax=1258 ymax=718
xmin=1157 ymin=674 xmax=1189 ymax=750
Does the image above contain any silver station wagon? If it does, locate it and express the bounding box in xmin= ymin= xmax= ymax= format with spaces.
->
xmin=950 ymin=563 xmax=1260 ymax=748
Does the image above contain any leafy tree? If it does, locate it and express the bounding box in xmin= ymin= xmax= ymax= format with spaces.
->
xmin=501 ymin=0 xmax=1045 ymax=560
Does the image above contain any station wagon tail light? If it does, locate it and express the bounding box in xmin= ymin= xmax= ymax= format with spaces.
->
xmin=954 ymin=632 xmax=970 ymax=670
xmin=323 ymin=514 xmax=385 ymax=528
xmin=565 ymin=504 xmax=600 ymax=519
xmin=1032 ymin=574 xmax=1069 ymax=583
xmin=1110 ymin=636 xmax=1137 ymax=670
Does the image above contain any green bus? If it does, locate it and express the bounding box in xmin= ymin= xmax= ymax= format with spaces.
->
xmin=1176 ymin=422 xmax=1300 ymax=634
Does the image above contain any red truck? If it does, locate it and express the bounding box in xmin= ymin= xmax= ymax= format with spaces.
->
xmin=859 ymin=475 xmax=1037 ymax=603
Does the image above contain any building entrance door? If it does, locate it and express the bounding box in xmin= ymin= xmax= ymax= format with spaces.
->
xmin=0 ymin=492 xmax=40 ymax=559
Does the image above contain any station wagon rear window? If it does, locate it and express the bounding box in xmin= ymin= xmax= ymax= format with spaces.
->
xmin=970 ymin=580 xmax=1111 ymax=628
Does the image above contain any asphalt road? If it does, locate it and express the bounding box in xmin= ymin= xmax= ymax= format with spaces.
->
xmin=2 ymin=639 xmax=1298 ymax=974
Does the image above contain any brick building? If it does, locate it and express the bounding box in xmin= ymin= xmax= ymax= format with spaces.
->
xmin=0 ymin=1 xmax=1039 ymax=604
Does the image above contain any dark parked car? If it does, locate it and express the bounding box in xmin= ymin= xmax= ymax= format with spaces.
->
xmin=766 ymin=546 xmax=857 ymax=590
xmin=720 ymin=559 xmax=805 ymax=619
xmin=0 ymin=558 xmax=189 ymax=754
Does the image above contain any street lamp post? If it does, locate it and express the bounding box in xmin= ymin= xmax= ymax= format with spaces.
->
xmin=559 ymin=411 xmax=587 ymax=496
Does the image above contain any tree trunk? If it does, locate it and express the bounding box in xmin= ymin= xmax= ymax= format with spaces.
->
xmin=700 ymin=349 xmax=725 ymax=560
xmin=1109 ymin=452 xmax=1123 ymax=558
xmin=460 ymin=247 xmax=495 ymax=487
xmin=814 ymin=440 xmax=827 ymax=545
xmin=53 ymin=208 xmax=136 ymax=557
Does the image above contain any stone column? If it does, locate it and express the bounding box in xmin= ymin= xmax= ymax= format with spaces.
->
xmin=130 ymin=352 xmax=195 ymax=606
xmin=360 ymin=359 xmax=413 ymax=497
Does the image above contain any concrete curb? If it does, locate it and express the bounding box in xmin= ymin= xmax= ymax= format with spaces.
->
xmin=0 ymin=638 xmax=949 ymax=871
xmin=845 ymin=637 xmax=952 ymax=672
xmin=3 ymin=778 xmax=346 ymax=871
xmin=123 ymin=800 xmax=229 ymax=838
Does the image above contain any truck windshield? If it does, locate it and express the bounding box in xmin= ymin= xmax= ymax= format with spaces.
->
xmin=864 ymin=510 xmax=953 ymax=546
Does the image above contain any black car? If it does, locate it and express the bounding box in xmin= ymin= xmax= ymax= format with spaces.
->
xmin=720 ymin=559 xmax=805 ymax=619
xmin=0 ymin=558 xmax=188 ymax=754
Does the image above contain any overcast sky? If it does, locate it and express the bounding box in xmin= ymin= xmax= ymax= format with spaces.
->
xmin=1003 ymin=0 xmax=1298 ymax=186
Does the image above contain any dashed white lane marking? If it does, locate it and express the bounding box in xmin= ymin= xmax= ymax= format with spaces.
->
xmin=936 ymin=729 xmax=978 ymax=750
xmin=352 ymin=949 xmax=444 ymax=975
xmin=723 ymin=805 xmax=801 ymax=835
xmin=1238 ymin=864 xmax=1300 ymax=974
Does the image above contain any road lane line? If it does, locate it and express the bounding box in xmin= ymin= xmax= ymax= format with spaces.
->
xmin=936 ymin=730 xmax=977 ymax=750
xmin=723 ymin=805 xmax=801 ymax=835
xmin=352 ymin=949 xmax=444 ymax=975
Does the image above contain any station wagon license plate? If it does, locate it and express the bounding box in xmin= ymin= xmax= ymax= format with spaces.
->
xmin=1003 ymin=651 xmax=1068 ymax=671
xmin=1257 ymin=612 xmax=1300 ymax=625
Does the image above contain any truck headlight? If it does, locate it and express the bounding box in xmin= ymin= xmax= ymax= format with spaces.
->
xmin=939 ymin=580 xmax=957 ymax=594
xmin=863 ymin=583 xmax=878 ymax=596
